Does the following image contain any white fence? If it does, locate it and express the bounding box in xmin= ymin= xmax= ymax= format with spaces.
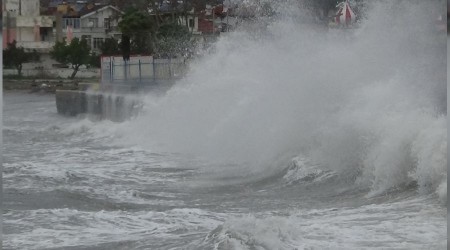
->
xmin=3 ymin=55 xmax=186 ymax=81
xmin=101 ymin=56 xmax=187 ymax=84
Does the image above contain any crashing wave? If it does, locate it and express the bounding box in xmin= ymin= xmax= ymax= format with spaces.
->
xmin=283 ymin=157 xmax=336 ymax=185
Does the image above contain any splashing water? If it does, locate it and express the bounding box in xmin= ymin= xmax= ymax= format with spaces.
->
xmin=118 ymin=0 xmax=446 ymax=200
xmin=3 ymin=2 xmax=447 ymax=249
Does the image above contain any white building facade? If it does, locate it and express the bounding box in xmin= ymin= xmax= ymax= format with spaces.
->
xmin=62 ymin=5 xmax=123 ymax=52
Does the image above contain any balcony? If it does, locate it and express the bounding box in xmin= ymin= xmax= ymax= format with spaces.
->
xmin=79 ymin=25 xmax=121 ymax=33
xmin=16 ymin=16 xmax=54 ymax=28
xmin=16 ymin=41 xmax=55 ymax=52
xmin=65 ymin=25 xmax=121 ymax=35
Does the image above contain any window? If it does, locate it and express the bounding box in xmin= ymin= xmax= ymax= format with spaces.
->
xmin=104 ymin=18 xmax=111 ymax=29
xmin=189 ymin=18 xmax=194 ymax=28
xmin=93 ymin=38 xmax=104 ymax=49
xmin=74 ymin=19 xmax=80 ymax=29
xmin=63 ymin=18 xmax=80 ymax=29
xmin=88 ymin=18 xmax=98 ymax=28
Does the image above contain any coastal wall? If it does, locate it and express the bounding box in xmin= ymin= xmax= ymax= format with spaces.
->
xmin=55 ymin=90 xmax=87 ymax=116
xmin=55 ymin=90 xmax=142 ymax=122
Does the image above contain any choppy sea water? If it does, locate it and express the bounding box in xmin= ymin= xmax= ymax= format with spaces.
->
xmin=3 ymin=91 xmax=446 ymax=249
xmin=3 ymin=1 xmax=448 ymax=249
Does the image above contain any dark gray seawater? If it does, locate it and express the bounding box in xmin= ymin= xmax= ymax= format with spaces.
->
xmin=3 ymin=92 xmax=446 ymax=249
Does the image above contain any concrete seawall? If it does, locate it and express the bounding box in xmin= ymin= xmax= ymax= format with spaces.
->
xmin=55 ymin=90 xmax=87 ymax=116
xmin=55 ymin=80 xmax=176 ymax=121
xmin=56 ymin=90 xmax=142 ymax=121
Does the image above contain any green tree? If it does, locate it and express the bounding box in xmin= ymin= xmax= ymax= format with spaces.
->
xmin=101 ymin=37 xmax=120 ymax=56
xmin=3 ymin=41 xmax=40 ymax=76
xmin=156 ymin=23 xmax=193 ymax=58
xmin=119 ymin=8 xmax=155 ymax=55
xmin=89 ymin=53 xmax=101 ymax=68
xmin=50 ymin=38 xmax=91 ymax=79
xmin=117 ymin=3 xmax=206 ymax=58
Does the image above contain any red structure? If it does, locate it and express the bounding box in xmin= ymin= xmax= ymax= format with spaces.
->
xmin=197 ymin=4 xmax=229 ymax=33
xmin=335 ymin=0 xmax=356 ymax=26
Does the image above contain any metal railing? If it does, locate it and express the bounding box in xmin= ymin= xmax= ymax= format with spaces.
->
xmin=101 ymin=58 xmax=187 ymax=84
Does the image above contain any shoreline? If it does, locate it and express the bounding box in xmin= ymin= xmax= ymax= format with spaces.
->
xmin=3 ymin=79 xmax=99 ymax=93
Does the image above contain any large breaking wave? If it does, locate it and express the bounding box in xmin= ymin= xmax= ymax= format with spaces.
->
xmin=118 ymin=0 xmax=447 ymax=202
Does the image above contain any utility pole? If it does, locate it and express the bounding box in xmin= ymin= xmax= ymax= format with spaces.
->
xmin=55 ymin=12 xmax=63 ymax=42
xmin=6 ymin=11 xmax=10 ymax=44
xmin=226 ymin=0 xmax=229 ymax=32
xmin=212 ymin=5 xmax=214 ymax=34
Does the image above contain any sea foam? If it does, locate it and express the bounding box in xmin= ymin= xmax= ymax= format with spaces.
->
xmin=119 ymin=0 xmax=446 ymax=198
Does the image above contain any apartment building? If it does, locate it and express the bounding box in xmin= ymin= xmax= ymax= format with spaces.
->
xmin=3 ymin=0 xmax=54 ymax=52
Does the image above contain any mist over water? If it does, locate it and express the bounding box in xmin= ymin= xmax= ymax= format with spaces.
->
xmin=120 ymin=1 xmax=446 ymax=199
